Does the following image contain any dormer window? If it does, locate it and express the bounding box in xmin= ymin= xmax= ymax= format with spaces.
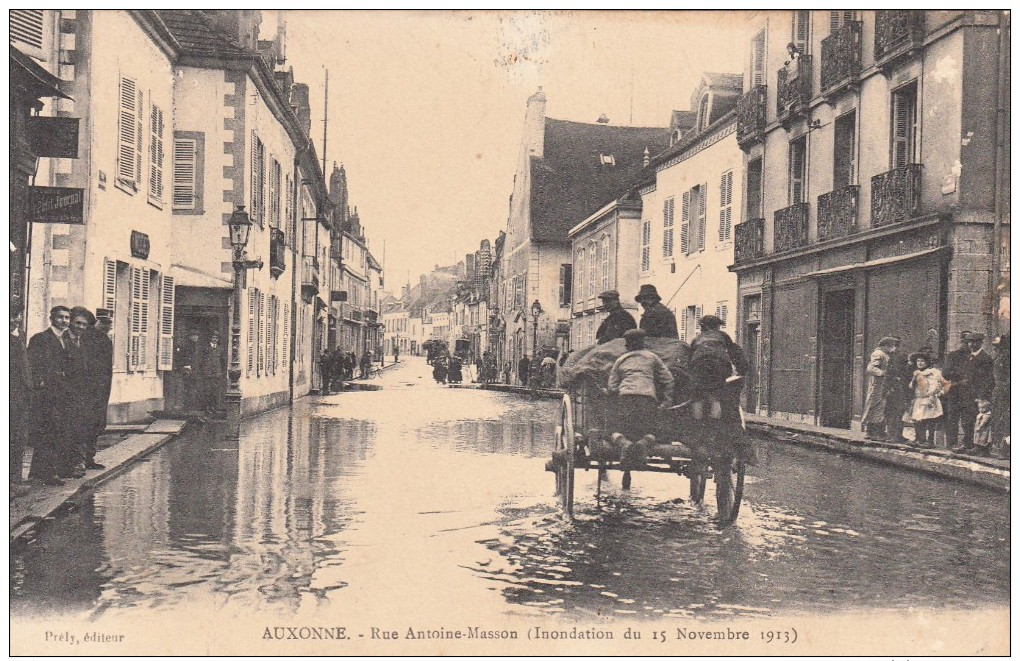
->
xmin=599 ymin=154 xmax=615 ymax=166
xmin=697 ymin=94 xmax=712 ymax=131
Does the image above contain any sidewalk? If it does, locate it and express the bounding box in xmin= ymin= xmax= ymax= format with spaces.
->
xmin=451 ymin=382 xmax=564 ymax=400
xmin=313 ymin=361 xmax=401 ymax=394
xmin=10 ymin=419 xmax=189 ymax=543
xmin=744 ymin=413 xmax=1010 ymax=492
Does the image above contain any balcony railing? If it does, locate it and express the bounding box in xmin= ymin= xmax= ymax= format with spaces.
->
xmin=871 ymin=164 xmax=922 ymax=228
xmin=269 ymin=228 xmax=286 ymax=278
xmin=773 ymin=202 xmax=810 ymax=254
xmin=301 ymin=255 xmax=319 ymax=294
xmin=734 ymin=218 xmax=765 ymax=263
xmin=817 ymin=186 xmax=859 ymax=241
xmin=736 ymin=85 xmax=767 ymax=149
xmin=821 ymin=21 xmax=862 ymax=95
xmin=874 ymin=11 xmax=924 ymax=69
xmin=776 ymin=55 xmax=812 ymax=125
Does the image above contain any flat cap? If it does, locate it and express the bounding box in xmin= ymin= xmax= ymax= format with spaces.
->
xmin=623 ymin=328 xmax=647 ymax=341
xmin=597 ymin=290 xmax=620 ymax=300
xmin=699 ymin=314 xmax=724 ymax=328
xmin=879 ymin=336 xmax=901 ymax=346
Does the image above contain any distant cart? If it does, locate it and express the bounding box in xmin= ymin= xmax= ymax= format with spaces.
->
xmin=550 ymin=341 xmax=748 ymax=524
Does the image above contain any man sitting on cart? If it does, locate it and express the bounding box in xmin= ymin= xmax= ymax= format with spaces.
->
xmin=606 ymin=329 xmax=675 ymax=442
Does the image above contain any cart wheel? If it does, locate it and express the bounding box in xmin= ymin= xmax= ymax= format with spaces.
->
xmin=554 ymin=394 xmax=576 ymax=517
xmin=713 ymin=455 xmax=745 ymax=524
xmin=621 ymin=471 xmax=631 ymax=490
xmin=688 ymin=463 xmax=707 ymax=504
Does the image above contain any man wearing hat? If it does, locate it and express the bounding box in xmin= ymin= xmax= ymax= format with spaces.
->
xmin=201 ymin=329 xmax=226 ymax=414
xmin=75 ymin=306 xmax=114 ymax=470
xmin=688 ymin=314 xmax=748 ymax=419
xmin=27 ymin=305 xmax=72 ymax=485
xmin=607 ymin=328 xmax=675 ymax=458
xmin=634 ymin=284 xmax=678 ymax=339
xmin=942 ymin=331 xmax=995 ymax=453
xmin=861 ymin=336 xmax=901 ymax=441
xmin=595 ymin=290 xmax=636 ymax=344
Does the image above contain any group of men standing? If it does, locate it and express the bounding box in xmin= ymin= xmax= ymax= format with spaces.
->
xmin=174 ymin=328 xmax=225 ymax=414
xmin=11 ymin=303 xmax=114 ymax=491
xmin=319 ymin=348 xmax=373 ymax=394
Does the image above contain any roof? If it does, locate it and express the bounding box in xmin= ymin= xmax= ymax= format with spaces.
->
xmin=669 ymin=110 xmax=696 ymax=133
xmin=155 ymin=10 xmax=248 ymax=59
xmin=10 ymin=45 xmax=70 ymax=100
xmin=367 ymin=252 xmax=383 ymax=272
xmin=530 ymin=119 xmax=669 ymax=243
xmin=701 ymin=72 xmax=743 ymax=90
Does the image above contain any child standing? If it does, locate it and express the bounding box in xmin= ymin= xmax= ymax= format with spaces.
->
xmin=972 ymin=400 xmax=993 ymax=457
xmin=908 ymin=350 xmax=944 ymax=448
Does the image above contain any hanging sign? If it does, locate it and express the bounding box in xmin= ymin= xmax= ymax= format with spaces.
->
xmin=28 ymin=116 xmax=80 ymax=159
xmin=29 ymin=186 xmax=84 ymax=224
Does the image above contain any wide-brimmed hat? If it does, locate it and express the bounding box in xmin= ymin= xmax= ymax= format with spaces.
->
xmin=635 ymin=284 xmax=661 ymax=302
xmin=69 ymin=306 xmax=96 ymax=326
xmin=597 ymin=290 xmax=620 ymax=300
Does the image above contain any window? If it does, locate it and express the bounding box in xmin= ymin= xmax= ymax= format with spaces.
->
xmin=683 ymin=184 xmax=707 ymax=254
xmin=750 ymin=30 xmax=767 ymax=86
xmin=172 ymin=135 xmax=199 ymax=211
xmin=719 ymin=171 xmax=733 ymax=241
xmin=558 ymin=264 xmax=572 ymax=307
xmin=697 ymin=95 xmax=711 ymax=132
xmin=662 ymin=197 xmax=675 ymax=258
xmin=247 ymin=288 xmax=257 ymax=374
xmin=600 ymin=235 xmax=610 ymax=292
xmin=588 ymin=241 xmax=597 ymax=298
xmin=829 ymin=10 xmax=855 ymax=32
xmin=285 ymin=174 xmax=295 ymax=247
xmin=715 ymin=301 xmax=729 ymax=325
xmin=127 ymin=266 xmax=153 ymax=372
xmin=270 ymin=159 xmax=282 ymax=229
xmin=575 ymin=249 xmax=584 ymax=303
xmin=833 ymin=111 xmax=856 ymax=187
xmin=640 ymin=219 xmax=651 ymax=272
xmin=891 ymin=82 xmax=918 ymax=168
xmin=157 ymin=273 xmax=175 ymax=371
xmin=680 ymin=304 xmax=703 ymax=343
xmin=251 ymin=132 xmax=265 ymax=226
xmin=746 ymin=158 xmax=763 ymax=220
xmin=148 ymin=105 xmax=165 ymax=202
xmin=117 ymin=76 xmax=143 ymax=190
xmin=789 ymin=136 xmax=807 ymax=204
xmin=792 ymin=10 xmax=811 ymax=55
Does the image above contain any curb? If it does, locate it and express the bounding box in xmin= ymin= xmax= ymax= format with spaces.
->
xmin=10 ymin=420 xmax=189 ymax=544
xmin=473 ymin=383 xmax=564 ymax=400
xmin=747 ymin=421 xmax=1010 ymax=493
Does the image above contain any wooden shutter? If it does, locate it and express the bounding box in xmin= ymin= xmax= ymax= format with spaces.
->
xmin=139 ymin=269 xmax=151 ymax=369
xmin=680 ymin=190 xmax=691 ymax=255
xmin=719 ymin=171 xmax=733 ymax=241
xmin=751 ymin=31 xmax=766 ymax=86
xmin=282 ymin=302 xmax=289 ymax=363
xmin=117 ymin=77 xmax=139 ymax=185
xmin=172 ymin=138 xmax=197 ymax=210
xmin=793 ymin=10 xmax=810 ymax=54
xmin=251 ymin=131 xmax=263 ymax=226
xmin=601 ymin=236 xmax=609 ymax=291
xmin=257 ymin=290 xmax=265 ymax=375
xmin=103 ymin=258 xmax=118 ymax=346
xmin=149 ymin=105 xmax=165 ymax=200
xmin=697 ymin=182 xmax=707 ymax=251
xmin=680 ymin=306 xmax=689 ymax=341
xmin=158 ymin=274 xmax=175 ymax=371
xmin=662 ymin=197 xmax=674 ymax=258
xmin=830 ymin=11 xmax=854 ymax=32
xmin=247 ymin=288 xmax=256 ymax=374
xmin=892 ymin=84 xmax=917 ymax=168
xmin=790 ymin=139 xmax=806 ymax=204
xmin=128 ymin=266 xmax=149 ymax=371
xmin=833 ymin=112 xmax=856 ymax=187
xmin=10 ymin=10 xmax=45 ymax=51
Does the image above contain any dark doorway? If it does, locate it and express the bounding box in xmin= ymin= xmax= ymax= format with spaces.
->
xmin=743 ymin=295 xmax=762 ymax=413
xmin=819 ymin=289 xmax=855 ymax=428
xmin=165 ymin=287 xmax=230 ymax=414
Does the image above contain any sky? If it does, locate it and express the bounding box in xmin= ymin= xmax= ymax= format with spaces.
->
xmin=269 ymin=10 xmax=747 ymax=290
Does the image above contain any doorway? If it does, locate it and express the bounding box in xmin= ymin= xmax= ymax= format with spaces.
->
xmin=819 ymin=289 xmax=855 ymax=428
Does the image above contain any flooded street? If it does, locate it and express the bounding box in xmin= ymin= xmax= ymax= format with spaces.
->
xmin=11 ymin=357 xmax=1010 ymax=627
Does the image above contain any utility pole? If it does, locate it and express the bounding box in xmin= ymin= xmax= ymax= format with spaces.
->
xmin=321 ymin=68 xmax=329 ymax=176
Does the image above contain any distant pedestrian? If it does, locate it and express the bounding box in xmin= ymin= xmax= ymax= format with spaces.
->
xmin=319 ymin=350 xmax=333 ymax=394
xmin=990 ymin=334 xmax=1010 ymax=458
xmin=595 ymin=290 xmax=636 ymax=344
xmin=907 ymin=349 xmax=944 ymax=449
xmin=518 ymin=355 xmax=530 ymax=387
xmin=502 ymin=362 xmax=511 ymax=384
xmin=10 ymin=301 xmax=32 ymax=496
xmin=176 ymin=328 xmax=205 ymax=411
xmin=360 ymin=351 xmax=372 ymax=379
xmin=27 ymin=306 xmax=72 ymax=486
xmin=635 ymin=285 xmax=678 ymax=339
xmin=861 ymin=336 xmax=901 ymax=441
xmin=394 ymin=345 xmax=400 ymax=363
xmin=201 ymin=330 xmax=225 ymax=414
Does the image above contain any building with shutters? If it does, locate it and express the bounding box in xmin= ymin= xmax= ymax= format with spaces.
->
xmin=636 ymin=72 xmax=743 ymax=345
xmin=496 ymin=89 xmax=670 ymax=364
xmin=730 ymin=10 xmax=1009 ymax=429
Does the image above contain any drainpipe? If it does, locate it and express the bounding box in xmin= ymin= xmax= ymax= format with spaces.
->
xmin=991 ymin=10 xmax=1009 ymax=336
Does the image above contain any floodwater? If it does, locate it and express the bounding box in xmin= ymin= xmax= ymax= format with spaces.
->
xmin=10 ymin=358 xmax=1010 ymax=625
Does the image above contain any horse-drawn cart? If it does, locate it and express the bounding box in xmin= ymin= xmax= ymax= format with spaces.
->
xmin=549 ymin=338 xmax=748 ymax=524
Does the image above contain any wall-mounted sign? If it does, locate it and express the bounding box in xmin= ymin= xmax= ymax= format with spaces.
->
xmin=130 ymin=231 xmax=150 ymax=259
xmin=28 ymin=116 xmax=80 ymax=159
xmin=331 ymin=290 xmax=348 ymax=302
xmin=29 ymin=186 xmax=84 ymax=224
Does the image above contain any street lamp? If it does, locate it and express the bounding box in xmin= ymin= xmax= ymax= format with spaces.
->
xmin=530 ymin=299 xmax=542 ymax=357
xmin=225 ymin=206 xmax=263 ymax=441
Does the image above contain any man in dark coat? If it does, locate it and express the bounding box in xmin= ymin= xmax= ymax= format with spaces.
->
xmin=883 ymin=345 xmax=913 ymax=444
xmin=73 ymin=306 xmax=113 ymax=470
xmin=176 ymin=328 xmax=205 ymax=411
xmin=635 ymin=284 xmax=679 ymax=339
xmin=27 ymin=305 xmax=72 ymax=485
xmin=518 ymin=354 xmax=531 ymax=387
xmin=10 ymin=301 xmax=32 ymax=495
xmin=62 ymin=308 xmax=94 ymax=477
xmin=201 ymin=330 xmax=225 ymax=414
xmin=319 ymin=349 xmax=334 ymax=394
xmin=943 ymin=332 xmax=995 ymax=453
xmin=595 ymin=290 xmax=637 ymax=344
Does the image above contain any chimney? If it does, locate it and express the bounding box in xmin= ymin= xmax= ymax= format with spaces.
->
xmin=275 ymin=10 xmax=286 ymax=64
xmin=204 ymin=10 xmax=261 ymax=52
xmin=524 ymin=87 xmax=547 ymax=160
xmin=290 ymin=82 xmax=311 ymax=136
